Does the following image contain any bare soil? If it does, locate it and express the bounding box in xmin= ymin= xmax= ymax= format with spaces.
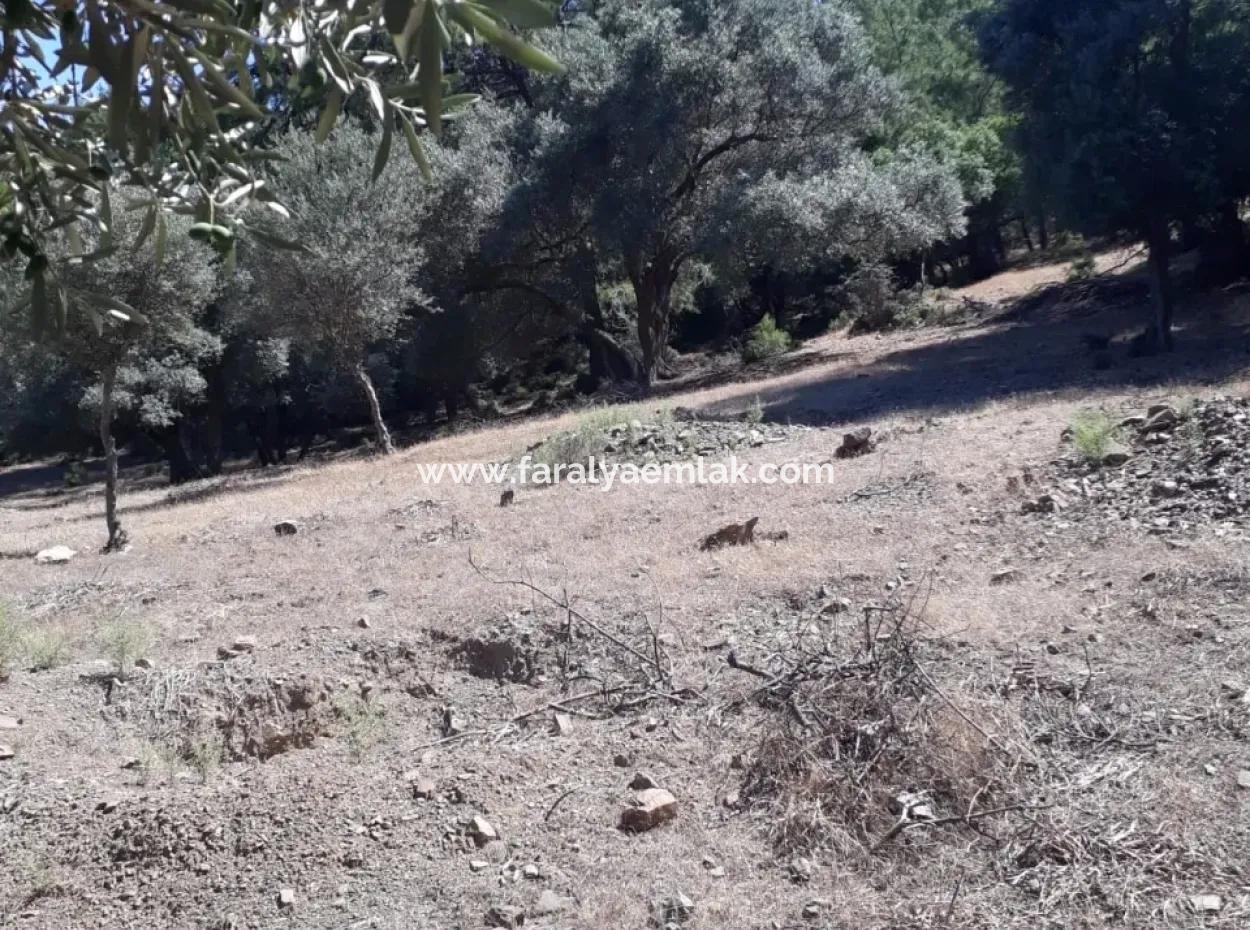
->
xmin=2 ymin=250 xmax=1249 ymax=929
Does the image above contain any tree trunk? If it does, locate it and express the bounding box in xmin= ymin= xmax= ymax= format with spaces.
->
xmin=355 ymin=364 xmax=395 ymax=454
xmin=628 ymin=255 xmax=675 ymax=392
xmin=1146 ymin=217 xmax=1176 ymax=352
xmin=99 ymin=365 xmax=128 ymax=552
xmin=1019 ymin=219 xmax=1034 ymax=253
xmin=1036 ymin=211 xmax=1049 ymax=251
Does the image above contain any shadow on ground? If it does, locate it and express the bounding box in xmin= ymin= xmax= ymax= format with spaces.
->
xmin=708 ymin=277 xmax=1250 ymax=426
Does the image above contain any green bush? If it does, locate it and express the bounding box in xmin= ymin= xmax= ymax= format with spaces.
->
xmin=1066 ymin=254 xmax=1097 ymax=282
xmin=0 ymin=605 xmax=19 ymax=681
xmin=99 ymin=617 xmax=154 ymax=681
xmin=1069 ymin=410 xmax=1122 ymax=463
xmin=742 ymin=314 xmax=793 ymax=363
xmin=24 ymin=627 xmax=69 ymax=672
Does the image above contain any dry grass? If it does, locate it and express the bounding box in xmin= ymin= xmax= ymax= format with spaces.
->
xmin=0 ymin=249 xmax=1248 ymax=928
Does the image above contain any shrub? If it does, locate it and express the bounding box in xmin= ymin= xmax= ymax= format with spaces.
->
xmin=744 ymin=395 xmax=766 ymax=425
xmin=742 ymin=314 xmax=793 ymax=363
xmin=99 ymin=617 xmax=154 ymax=680
xmin=184 ymin=729 xmax=225 ymax=784
xmin=333 ymin=692 xmax=387 ymax=760
xmin=1069 ymin=410 xmax=1121 ymax=463
xmin=1066 ymin=254 xmax=1097 ymax=282
xmin=839 ymin=265 xmax=929 ymax=334
xmin=0 ymin=605 xmax=19 ymax=681
xmin=24 ymin=627 xmax=69 ymax=672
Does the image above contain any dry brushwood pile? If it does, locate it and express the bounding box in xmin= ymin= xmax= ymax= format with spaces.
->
xmin=724 ymin=577 xmax=1250 ymax=928
xmin=1035 ymin=397 xmax=1250 ymax=536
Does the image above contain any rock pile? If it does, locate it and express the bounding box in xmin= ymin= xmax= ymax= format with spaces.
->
xmin=526 ymin=414 xmax=806 ymax=469
xmin=1049 ymin=397 xmax=1250 ymax=533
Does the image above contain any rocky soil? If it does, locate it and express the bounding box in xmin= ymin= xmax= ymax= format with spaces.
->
xmin=1027 ymin=397 xmax=1250 ymax=539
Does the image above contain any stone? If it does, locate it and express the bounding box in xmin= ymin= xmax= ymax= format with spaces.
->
xmin=1237 ymin=771 xmax=1250 ymax=790
xmin=1190 ymin=895 xmax=1222 ymax=914
xmin=655 ymin=893 xmax=695 ymax=924
xmin=34 ymin=545 xmax=76 ymax=565
xmin=469 ymin=815 xmax=499 ymax=846
xmin=618 ymin=788 xmax=678 ymax=833
xmin=273 ymin=521 xmax=299 ymax=537
xmin=1100 ymin=444 xmax=1131 ymax=467
xmin=522 ymin=864 xmax=540 ymax=880
xmin=532 ymin=889 xmax=569 ymax=917
xmin=469 ymin=860 xmax=490 ymax=873
xmin=628 ymin=771 xmax=659 ymax=790
xmin=835 ymin=427 xmax=874 ymax=459
xmin=788 ymin=858 xmax=813 ymax=883
xmin=277 ymin=888 xmax=296 ymax=909
xmin=0 ymin=715 xmax=19 ymax=731
xmin=0 ymin=745 xmax=13 ymax=760
xmin=357 ymin=617 xmax=371 ymax=629
xmin=551 ymin=713 xmax=573 ymax=737
xmin=485 ymin=904 xmax=525 ymax=928
xmin=990 ymin=568 xmax=1023 ymax=586
xmin=1141 ymin=407 xmax=1178 ymax=433
xmin=499 ymin=489 xmax=515 ymax=508
xmin=218 ymin=635 xmax=257 ymax=660
xmin=613 ymin=753 xmax=630 ymax=768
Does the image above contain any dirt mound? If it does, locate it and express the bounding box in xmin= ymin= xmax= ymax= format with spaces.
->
xmin=111 ymin=666 xmax=335 ymax=762
xmin=1046 ymin=397 xmax=1250 ymax=534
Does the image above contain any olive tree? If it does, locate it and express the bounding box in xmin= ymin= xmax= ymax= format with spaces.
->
xmin=1 ymin=0 xmax=561 ymax=338
xmin=248 ymin=125 xmax=427 ymax=453
xmin=1 ymin=187 xmax=221 ymax=550
xmin=980 ymin=0 xmax=1250 ymax=349
xmin=501 ymin=0 xmax=966 ymax=387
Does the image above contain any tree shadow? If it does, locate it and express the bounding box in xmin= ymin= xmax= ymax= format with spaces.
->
xmin=705 ymin=279 xmax=1250 ymax=426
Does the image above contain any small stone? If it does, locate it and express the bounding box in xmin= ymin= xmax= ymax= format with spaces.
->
xmin=802 ymin=900 xmax=828 ymax=920
xmin=1190 ymin=894 xmax=1222 ymax=914
xmin=618 ymin=788 xmax=678 ymax=833
xmin=232 ymin=635 xmax=257 ymax=653
xmin=469 ymin=815 xmax=499 ymax=846
xmin=1142 ymin=407 xmax=1179 ymax=432
xmin=990 ymin=568 xmax=1023 ymax=586
xmin=357 ymin=617 xmax=371 ymax=629
xmin=0 ymin=715 xmax=19 ymax=730
xmin=1152 ymin=480 xmax=1181 ymax=498
xmin=273 ymin=520 xmax=299 ymax=537
xmin=522 ymin=865 xmax=540 ymax=880
xmin=613 ymin=753 xmax=630 ymax=768
xmin=788 ymin=858 xmax=813 ymax=883
xmin=551 ymin=713 xmax=573 ymax=736
xmin=1045 ymin=641 xmax=1061 ymax=655
xmin=34 ymin=545 xmax=76 ymax=565
xmin=469 ymin=860 xmax=490 ymax=873
xmin=628 ymin=771 xmax=659 ymax=790
xmin=277 ymin=888 xmax=296 ymax=909
xmin=1100 ymin=444 xmax=1131 ymax=467
xmin=835 ymin=427 xmax=874 ymax=459
xmin=656 ymin=893 xmax=695 ymax=924
xmin=485 ymin=904 xmax=525 ymax=928
xmin=532 ymin=889 xmax=569 ymax=916
xmin=1237 ymin=770 xmax=1250 ymax=790
xmin=0 ymin=745 xmax=15 ymax=760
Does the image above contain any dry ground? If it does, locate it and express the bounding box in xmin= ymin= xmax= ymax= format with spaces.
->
xmin=1 ymin=251 xmax=1249 ymax=929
